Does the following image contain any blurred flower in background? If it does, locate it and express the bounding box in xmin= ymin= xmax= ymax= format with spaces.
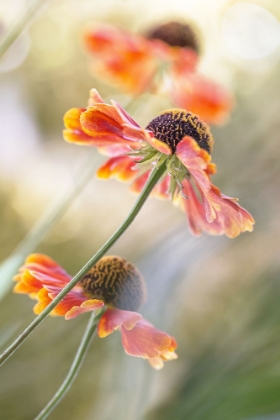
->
xmin=83 ymin=21 xmax=232 ymax=125
xmin=0 ymin=0 xmax=280 ymax=419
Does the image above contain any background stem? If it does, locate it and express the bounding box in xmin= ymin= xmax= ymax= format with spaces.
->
xmin=0 ymin=0 xmax=48 ymax=59
xmin=0 ymin=151 xmax=97 ymax=301
xmin=34 ymin=310 xmax=104 ymax=420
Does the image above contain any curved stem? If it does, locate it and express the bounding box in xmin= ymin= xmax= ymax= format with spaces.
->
xmin=34 ymin=310 xmax=104 ymax=420
xmin=0 ymin=161 xmax=167 ymax=366
xmin=0 ymin=0 xmax=48 ymax=59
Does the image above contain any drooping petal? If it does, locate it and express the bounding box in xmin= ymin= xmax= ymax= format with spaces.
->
xmin=129 ymin=171 xmax=150 ymax=194
xmin=152 ymin=174 xmax=171 ymax=200
xmin=98 ymin=309 xmax=177 ymax=369
xmin=180 ymin=180 xmax=224 ymax=236
xmin=200 ymin=184 xmax=255 ymax=238
xmin=180 ymin=180 xmax=254 ymax=238
xmin=98 ymin=307 xmax=142 ymax=338
xmin=176 ymin=136 xmax=213 ymax=191
xmin=97 ymin=156 xmax=138 ymax=181
xmin=120 ymin=318 xmax=177 ymax=365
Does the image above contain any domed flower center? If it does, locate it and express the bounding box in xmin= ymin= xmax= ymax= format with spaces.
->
xmin=80 ymin=256 xmax=146 ymax=311
xmin=146 ymin=21 xmax=200 ymax=53
xmin=146 ymin=109 xmax=213 ymax=154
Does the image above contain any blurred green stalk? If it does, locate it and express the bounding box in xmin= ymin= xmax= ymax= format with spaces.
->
xmin=0 ymin=151 xmax=97 ymax=300
xmin=34 ymin=310 xmax=104 ymax=420
xmin=0 ymin=160 xmax=167 ymax=366
xmin=0 ymin=0 xmax=48 ymax=59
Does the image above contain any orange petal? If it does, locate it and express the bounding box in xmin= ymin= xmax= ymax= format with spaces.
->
xmin=80 ymin=106 xmax=136 ymax=147
xmin=181 ymin=180 xmax=255 ymax=237
xmin=202 ymin=185 xmax=255 ymax=237
xmin=145 ymin=134 xmax=172 ymax=155
xmin=121 ymin=318 xmax=175 ymax=359
xmin=176 ymin=136 xmax=212 ymax=191
xmin=83 ymin=25 xmax=159 ymax=95
xmin=88 ymin=88 xmax=105 ymax=107
xmin=129 ymin=171 xmax=150 ymax=194
xmin=63 ymin=108 xmax=95 ymax=145
xmin=33 ymin=288 xmax=52 ymax=314
xmin=152 ymin=174 xmax=170 ymax=200
xmin=170 ymin=72 xmax=232 ymax=125
xmin=97 ymin=156 xmax=138 ymax=182
xmin=98 ymin=308 xmax=142 ymax=338
xmin=65 ymin=299 xmax=104 ymax=320
xmin=25 ymin=254 xmax=63 ymax=268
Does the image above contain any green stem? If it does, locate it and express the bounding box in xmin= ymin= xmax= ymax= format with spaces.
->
xmin=0 ymin=0 xmax=48 ymax=59
xmin=0 ymin=161 xmax=167 ymax=366
xmin=0 ymin=151 xmax=97 ymax=301
xmin=34 ymin=310 xmax=104 ymax=420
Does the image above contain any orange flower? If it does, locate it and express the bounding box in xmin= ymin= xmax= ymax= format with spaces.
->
xmin=83 ymin=22 xmax=232 ymax=125
xmin=14 ymin=254 xmax=177 ymax=370
xmin=63 ymin=89 xmax=254 ymax=238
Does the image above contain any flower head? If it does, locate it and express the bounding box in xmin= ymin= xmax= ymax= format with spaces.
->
xmin=146 ymin=21 xmax=200 ymax=53
xmin=63 ymin=89 xmax=254 ymax=238
xmin=83 ymin=22 xmax=231 ymax=125
xmin=14 ymin=254 xmax=177 ymax=369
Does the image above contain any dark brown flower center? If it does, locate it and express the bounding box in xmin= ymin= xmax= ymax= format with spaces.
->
xmin=79 ymin=256 xmax=146 ymax=311
xmin=146 ymin=21 xmax=200 ymax=53
xmin=146 ymin=109 xmax=213 ymax=154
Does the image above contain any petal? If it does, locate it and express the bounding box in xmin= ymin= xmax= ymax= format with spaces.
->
xmin=170 ymin=72 xmax=232 ymax=125
xmin=80 ymin=105 xmax=139 ymax=146
xmin=176 ymin=136 xmax=212 ymax=191
xmin=65 ymin=299 xmax=104 ymax=320
xmin=129 ymin=171 xmax=150 ymax=194
xmin=33 ymin=288 xmax=52 ymax=315
xmin=63 ymin=108 xmax=94 ymax=145
xmin=201 ymin=185 xmax=255 ymax=238
xmin=120 ymin=318 xmax=176 ymax=359
xmin=152 ymin=174 xmax=171 ymax=200
xmin=98 ymin=308 xmax=142 ymax=338
xmin=181 ymin=180 xmax=255 ymax=237
xmin=145 ymin=134 xmax=172 ymax=155
xmin=81 ymin=106 xmax=123 ymax=138
xmin=24 ymin=254 xmax=64 ymax=269
xmin=13 ymin=270 xmax=43 ymax=294
xmin=170 ymin=46 xmax=199 ymax=74
xmin=83 ymin=25 xmax=159 ymax=94
xmin=180 ymin=180 xmax=227 ymax=236
xmin=97 ymin=144 xmax=132 ymax=157
xmin=148 ymin=358 xmax=164 ymax=370
xmin=88 ymin=88 xmax=105 ymax=107
xmin=112 ymin=100 xmax=141 ymax=129
xmin=97 ymin=156 xmax=138 ymax=182
xmin=13 ymin=254 xmax=94 ymax=317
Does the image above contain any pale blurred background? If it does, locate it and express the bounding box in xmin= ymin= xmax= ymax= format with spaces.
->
xmin=1 ymin=0 xmax=280 ymax=419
